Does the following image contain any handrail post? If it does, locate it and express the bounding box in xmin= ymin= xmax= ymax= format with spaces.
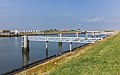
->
xmin=85 ymin=33 xmax=88 ymax=40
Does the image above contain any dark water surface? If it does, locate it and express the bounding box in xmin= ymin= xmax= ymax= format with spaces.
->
xmin=0 ymin=34 xmax=104 ymax=74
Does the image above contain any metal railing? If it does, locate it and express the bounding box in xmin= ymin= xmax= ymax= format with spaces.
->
xmin=28 ymin=36 xmax=103 ymax=43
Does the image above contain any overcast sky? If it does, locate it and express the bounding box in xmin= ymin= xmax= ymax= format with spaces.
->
xmin=0 ymin=0 xmax=120 ymax=30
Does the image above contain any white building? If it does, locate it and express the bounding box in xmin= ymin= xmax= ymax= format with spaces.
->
xmin=14 ymin=30 xmax=19 ymax=34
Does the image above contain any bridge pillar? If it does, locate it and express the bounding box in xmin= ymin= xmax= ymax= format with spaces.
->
xmin=22 ymin=35 xmax=29 ymax=50
xmin=92 ymin=32 xmax=94 ymax=38
xmin=59 ymin=33 xmax=62 ymax=42
xmin=46 ymin=45 xmax=48 ymax=58
xmin=96 ymin=32 xmax=99 ymax=37
xmin=45 ymin=41 xmax=48 ymax=49
xmin=85 ymin=33 xmax=88 ymax=40
xmin=22 ymin=48 xmax=29 ymax=66
xmin=58 ymin=42 xmax=63 ymax=54
xmin=99 ymin=32 xmax=101 ymax=36
xmin=59 ymin=33 xmax=62 ymax=44
xmin=70 ymin=42 xmax=72 ymax=52
xmin=45 ymin=41 xmax=48 ymax=58
xmin=76 ymin=33 xmax=79 ymax=38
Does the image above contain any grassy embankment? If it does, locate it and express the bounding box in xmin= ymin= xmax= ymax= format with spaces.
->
xmin=48 ymin=33 xmax=120 ymax=75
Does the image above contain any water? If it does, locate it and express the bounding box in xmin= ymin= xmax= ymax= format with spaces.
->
xmin=0 ymin=34 xmax=105 ymax=74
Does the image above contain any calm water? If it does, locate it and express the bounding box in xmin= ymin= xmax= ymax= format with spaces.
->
xmin=0 ymin=34 xmax=105 ymax=74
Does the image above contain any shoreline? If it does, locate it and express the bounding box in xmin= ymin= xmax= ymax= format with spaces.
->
xmin=3 ymin=43 xmax=89 ymax=75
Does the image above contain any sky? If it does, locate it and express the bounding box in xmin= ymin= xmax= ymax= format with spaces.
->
xmin=0 ymin=0 xmax=120 ymax=30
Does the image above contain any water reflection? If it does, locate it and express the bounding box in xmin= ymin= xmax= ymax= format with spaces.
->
xmin=22 ymin=48 xmax=29 ymax=66
xmin=46 ymin=48 xmax=48 ymax=58
xmin=58 ymin=42 xmax=63 ymax=54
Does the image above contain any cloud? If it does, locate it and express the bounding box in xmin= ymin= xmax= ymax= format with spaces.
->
xmin=82 ymin=17 xmax=104 ymax=22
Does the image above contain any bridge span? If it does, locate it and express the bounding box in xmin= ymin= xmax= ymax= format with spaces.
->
xmin=28 ymin=36 xmax=102 ymax=43
xmin=22 ymin=35 xmax=105 ymax=52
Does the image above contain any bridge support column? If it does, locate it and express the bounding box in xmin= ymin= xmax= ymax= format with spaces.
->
xmin=45 ymin=41 xmax=48 ymax=58
xmin=85 ymin=33 xmax=88 ymax=40
xmin=70 ymin=42 xmax=72 ymax=52
xmin=45 ymin=41 xmax=48 ymax=49
xmin=96 ymin=32 xmax=99 ymax=37
xmin=46 ymin=46 xmax=48 ymax=58
xmin=59 ymin=33 xmax=62 ymax=42
xmin=92 ymin=32 xmax=94 ymax=38
xmin=22 ymin=48 xmax=29 ymax=66
xmin=76 ymin=33 xmax=79 ymax=38
xmin=59 ymin=33 xmax=62 ymax=44
xmin=99 ymin=32 xmax=102 ymax=36
xmin=22 ymin=35 xmax=29 ymax=50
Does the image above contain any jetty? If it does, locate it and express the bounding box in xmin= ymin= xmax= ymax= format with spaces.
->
xmin=22 ymin=31 xmax=108 ymax=52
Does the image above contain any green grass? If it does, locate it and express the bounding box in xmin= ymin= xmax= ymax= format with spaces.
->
xmin=48 ymin=33 xmax=120 ymax=75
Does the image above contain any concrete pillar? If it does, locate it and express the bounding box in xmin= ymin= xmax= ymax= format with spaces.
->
xmin=92 ymin=32 xmax=94 ymax=38
xmin=85 ymin=33 xmax=88 ymax=40
xmin=22 ymin=48 xmax=29 ymax=66
xmin=58 ymin=33 xmax=62 ymax=46
xmin=99 ymin=32 xmax=101 ymax=36
xmin=58 ymin=42 xmax=63 ymax=54
xmin=59 ymin=33 xmax=62 ymax=45
xmin=59 ymin=33 xmax=62 ymax=42
xmin=45 ymin=41 xmax=48 ymax=58
xmin=46 ymin=47 xmax=48 ymax=58
xmin=22 ymin=35 xmax=29 ymax=50
xmin=76 ymin=33 xmax=79 ymax=38
xmin=45 ymin=41 xmax=48 ymax=49
xmin=70 ymin=42 xmax=72 ymax=52
xmin=96 ymin=32 xmax=99 ymax=37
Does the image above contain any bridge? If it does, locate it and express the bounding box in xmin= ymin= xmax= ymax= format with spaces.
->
xmin=22 ymin=35 xmax=105 ymax=52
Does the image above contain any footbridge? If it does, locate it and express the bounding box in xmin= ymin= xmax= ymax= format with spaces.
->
xmin=22 ymin=35 xmax=104 ymax=52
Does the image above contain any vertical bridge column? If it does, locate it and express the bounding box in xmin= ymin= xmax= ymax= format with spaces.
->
xmin=59 ymin=33 xmax=62 ymax=45
xmin=45 ymin=41 xmax=48 ymax=58
xmin=59 ymin=33 xmax=62 ymax=42
xmin=92 ymin=32 xmax=94 ymax=38
xmin=45 ymin=41 xmax=48 ymax=49
xmin=76 ymin=32 xmax=79 ymax=38
xmin=85 ymin=33 xmax=88 ymax=40
xmin=22 ymin=35 xmax=29 ymax=50
xmin=76 ymin=32 xmax=79 ymax=46
xmin=99 ymin=32 xmax=101 ymax=36
xmin=70 ymin=42 xmax=72 ymax=52
xmin=96 ymin=32 xmax=99 ymax=37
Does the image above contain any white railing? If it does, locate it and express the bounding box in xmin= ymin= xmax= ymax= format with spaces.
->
xmin=28 ymin=36 xmax=103 ymax=43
